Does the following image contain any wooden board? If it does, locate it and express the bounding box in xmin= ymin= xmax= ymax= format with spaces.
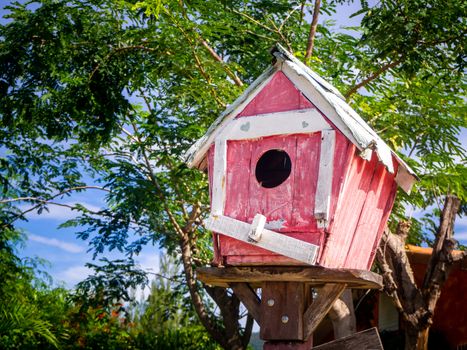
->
xmin=260 ymin=282 xmax=306 ymax=340
xmin=321 ymin=153 xmax=378 ymax=268
xmin=205 ymin=215 xmax=320 ymax=265
xmin=196 ymin=266 xmax=382 ymax=289
xmin=237 ymin=71 xmax=313 ymax=117
xmin=313 ymin=327 xmax=383 ymax=350
xmin=344 ymin=161 xmax=397 ymax=269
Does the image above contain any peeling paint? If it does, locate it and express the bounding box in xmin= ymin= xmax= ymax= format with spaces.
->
xmin=265 ymin=219 xmax=286 ymax=230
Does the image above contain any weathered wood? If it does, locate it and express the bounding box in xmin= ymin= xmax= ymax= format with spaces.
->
xmin=344 ymin=161 xmax=396 ymax=269
xmin=205 ymin=215 xmax=320 ymax=265
xmin=303 ymin=283 xmax=347 ymax=339
xmin=211 ymin=138 xmax=227 ymax=215
xmin=312 ymin=327 xmax=383 ymax=350
xmin=237 ymin=71 xmax=313 ymax=117
xmin=314 ymin=129 xmax=335 ymax=228
xmin=229 ymin=283 xmax=262 ymax=326
xmin=219 ymin=133 xmax=322 ymax=265
xmin=185 ymin=46 xmax=417 ymax=192
xmin=197 ymin=266 xmax=382 ymax=289
xmin=260 ymin=282 xmax=306 ymax=340
xmin=184 ymin=65 xmax=277 ymax=169
xmin=220 ymin=109 xmax=329 ymax=141
xmin=321 ymin=154 xmax=377 ymax=268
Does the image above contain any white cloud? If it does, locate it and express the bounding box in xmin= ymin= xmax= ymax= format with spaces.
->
xmin=20 ymin=201 xmax=102 ymax=221
xmin=57 ymin=265 xmax=93 ymax=287
xmin=136 ymin=251 xmax=160 ymax=273
xmin=29 ymin=233 xmax=85 ymax=253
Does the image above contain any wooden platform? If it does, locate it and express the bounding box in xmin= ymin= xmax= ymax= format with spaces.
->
xmin=197 ymin=266 xmax=383 ymax=289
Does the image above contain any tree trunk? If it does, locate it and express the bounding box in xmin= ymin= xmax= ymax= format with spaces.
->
xmin=404 ymin=326 xmax=430 ymax=350
xmin=179 ymin=232 xmax=250 ymax=349
xmin=328 ymin=289 xmax=356 ymax=339
xmin=377 ymin=195 xmax=463 ymax=350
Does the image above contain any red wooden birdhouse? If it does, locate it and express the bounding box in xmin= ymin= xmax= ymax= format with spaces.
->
xmin=185 ymin=45 xmax=417 ymax=270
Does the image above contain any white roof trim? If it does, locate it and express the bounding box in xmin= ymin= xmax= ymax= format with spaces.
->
xmin=183 ymin=44 xmax=417 ymax=193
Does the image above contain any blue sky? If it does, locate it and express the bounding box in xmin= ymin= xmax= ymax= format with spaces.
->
xmin=2 ymin=0 xmax=466 ymax=289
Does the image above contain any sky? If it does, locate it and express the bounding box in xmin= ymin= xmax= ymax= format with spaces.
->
xmin=1 ymin=0 xmax=466 ymax=290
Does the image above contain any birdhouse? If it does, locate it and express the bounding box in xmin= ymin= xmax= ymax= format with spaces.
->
xmin=184 ymin=45 xmax=417 ymax=270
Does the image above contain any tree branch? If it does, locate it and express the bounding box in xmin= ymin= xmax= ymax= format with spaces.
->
xmin=422 ymin=196 xmax=462 ymax=313
xmin=345 ymin=58 xmax=402 ymax=99
xmin=179 ymin=233 xmax=227 ymax=347
xmin=231 ymin=9 xmax=293 ymax=51
xmin=199 ymin=39 xmax=243 ymax=87
xmin=376 ymin=222 xmax=427 ymax=327
xmin=1 ymin=186 xmax=111 ymax=228
xmin=304 ymin=0 xmax=321 ymax=64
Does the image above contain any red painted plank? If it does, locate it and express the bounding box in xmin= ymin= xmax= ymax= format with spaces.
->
xmin=291 ymin=133 xmax=320 ymax=232
xmin=328 ymin=132 xmax=354 ymax=228
xmin=320 ymin=153 xmax=378 ymax=268
xmin=224 ymin=140 xmax=253 ymax=222
xmin=366 ymin=160 xmax=399 ymax=269
xmin=344 ymin=161 xmax=395 ymax=269
xmin=237 ymin=71 xmax=313 ymax=117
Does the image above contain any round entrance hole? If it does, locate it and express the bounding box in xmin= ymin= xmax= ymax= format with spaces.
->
xmin=255 ymin=149 xmax=292 ymax=188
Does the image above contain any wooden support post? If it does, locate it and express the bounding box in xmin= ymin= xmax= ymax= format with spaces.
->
xmin=229 ymin=282 xmax=262 ymax=326
xmin=260 ymin=282 xmax=309 ymax=341
xmin=303 ymin=283 xmax=347 ymax=339
xmin=197 ymin=266 xmax=383 ymax=349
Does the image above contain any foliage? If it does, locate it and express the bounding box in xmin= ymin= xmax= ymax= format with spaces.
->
xmin=0 ymin=230 xmax=69 ymax=349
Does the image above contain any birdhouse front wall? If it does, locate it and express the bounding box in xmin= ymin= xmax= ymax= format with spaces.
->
xmin=208 ymin=130 xmax=354 ymax=265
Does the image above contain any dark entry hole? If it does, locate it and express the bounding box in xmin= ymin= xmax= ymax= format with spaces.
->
xmin=255 ymin=149 xmax=292 ymax=188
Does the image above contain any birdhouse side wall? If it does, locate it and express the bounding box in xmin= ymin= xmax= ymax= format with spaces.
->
xmin=320 ymin=152 xmax=399 ymax=269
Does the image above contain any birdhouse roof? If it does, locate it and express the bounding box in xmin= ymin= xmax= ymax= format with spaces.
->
xmin=184 ymin=44 xmax=417 ymax=193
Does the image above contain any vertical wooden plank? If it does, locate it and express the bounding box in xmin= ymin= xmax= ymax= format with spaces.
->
xmin=314 ymin=130 xmax=336 ymax=228
xmin=320 ymin=154 xmax=378 ymax=268
xmin=327 ymin=133 xmax=354 ymax=228
xmin=220 ymin=139 xmax=254 ymax=259
xmin=212 ymin=138 xmax=227 ymax=215
xmin=345 ymin=162 xmax=397 ymax=269
xmin=291 ymin=133 xmax=321 ymax=232
xmin=224 ymin=140 xmax=253 ymax=222
xmin=237 ymin=71 xmax=314 ymax=118
xmin=366 ymin=177 xmax=398 ymax=269
xmin=260 ymin=282 xmax=306 ymax=341
xmin=207 ymin=145 xmax=222 ymax=265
